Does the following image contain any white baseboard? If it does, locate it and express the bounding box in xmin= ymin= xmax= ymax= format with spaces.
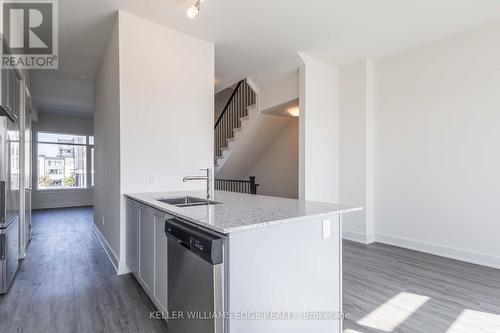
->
xmin=376 ymin=233 xmax=500 ymax=270
xmin=32 ymin=202 xmax=94 ymax=210
xmin=117 ymin=261 xmax=131 ymax=275
xmin=343 ymin=230 xmax=375 ymax=245
xmin=91 ymin=223 xmax=131 ymax=276
xmin=91 ymin=224 xmax=120 ymax=273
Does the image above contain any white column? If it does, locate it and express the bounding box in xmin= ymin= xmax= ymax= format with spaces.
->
xmin=339 ymin=59 xmax=375 ymax=244
xmin=298 ymin=52 xmax=340 ymax=203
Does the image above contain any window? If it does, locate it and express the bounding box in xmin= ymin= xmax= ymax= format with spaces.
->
xmin=91 ymin=146 xmax=95 ymax=187
xmin=89 ymin=136 xmax=94 ymax=187
xmin=37 ymin=132 xmax=94 ymax=190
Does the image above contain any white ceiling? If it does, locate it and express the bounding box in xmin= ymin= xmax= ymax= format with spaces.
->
xmin=32 ymin=0 xmax=500 ymax=115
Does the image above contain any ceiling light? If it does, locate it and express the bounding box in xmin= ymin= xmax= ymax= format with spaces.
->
xmin=187 ymin=0 xmax=201 ymax=19
xmin=288 ymin=106 xmax=300 ymax=117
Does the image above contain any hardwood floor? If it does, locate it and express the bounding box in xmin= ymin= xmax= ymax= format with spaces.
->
xmin=1 ymin=207 xmax=499 ymax=332
xmin=343 ymin=241 xmax=500 ymax=333
xmin=0 ymin=207 xmax=167 ymax=333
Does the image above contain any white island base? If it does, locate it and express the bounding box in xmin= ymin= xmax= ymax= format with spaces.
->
xmin=226 ymin=214 xmax=344 ymax=333
xmin=124 ymin=191 xmax=359 ymax=333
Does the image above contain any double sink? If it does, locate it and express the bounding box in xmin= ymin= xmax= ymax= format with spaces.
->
xmin=157 ymin=196 xmax=222 ymax=208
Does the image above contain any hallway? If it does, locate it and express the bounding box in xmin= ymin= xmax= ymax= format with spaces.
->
xmin=0 ymin=207 xmax=167 ymax=333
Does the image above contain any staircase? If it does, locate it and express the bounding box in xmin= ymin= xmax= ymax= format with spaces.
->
xmin=214 ymin=78 xmax=292 ymax=188
xmin=214 ymin=77 xmax=299 ymax=198
xmin=214 ymin=79 xmax=256 ymax=173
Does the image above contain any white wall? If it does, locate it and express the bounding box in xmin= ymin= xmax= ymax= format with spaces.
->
xmin=339 ymin=60 xmax=375 ymax=244
xmin=118 ymin=11 xmax=214 ymax=194
xmin=94 ymin=11 xmax=214 ymax=273
xmin=32 ymin=112 xmax=94 ymax=209
xmin=260 ymin=72 xmax=299 ymax=112
xmin=94 ymin=14 xmax=121 ymax=264
xmin=375 ymin=21 xmax=500 ymax=267
xmin=246 ymin=118 xmax=299 ymax=199
xmin=298 ymin=53 xmax=340 ymax=203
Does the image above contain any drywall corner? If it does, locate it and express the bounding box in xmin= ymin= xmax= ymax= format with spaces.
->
xmin=298 ymin=52 xmax=340 ymax=203
xmin=339 ymin=59 xmax=376 ymax=244
xmin=93 ymin=12 xmax=122 ymax=263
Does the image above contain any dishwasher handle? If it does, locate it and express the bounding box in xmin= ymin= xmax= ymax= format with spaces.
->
xmin=165 ymin=218 xmax=224 ymax=265
xmin=174 ymin=237 xmax=191 ymax=250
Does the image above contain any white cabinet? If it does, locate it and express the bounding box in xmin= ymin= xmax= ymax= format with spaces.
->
xmin=154 ymin=212 xmax=168 ymax=312
xmin=139 ymin=206 xmax=155 ymax=293
xmin=126 ymin=198 xmax=170 ymax=315
xmin=126 ymin=201 xmax=139 ymax=274
xmin=1 ymin=66 xmax=20 ymax=119
xmin=126 ymin=201 xmax=140 ymax=275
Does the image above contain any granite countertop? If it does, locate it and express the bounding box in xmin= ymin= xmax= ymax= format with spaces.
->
xmin=124 ymin=191 xmax=362 ymax=234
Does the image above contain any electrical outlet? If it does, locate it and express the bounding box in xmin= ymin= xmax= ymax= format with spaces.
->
xmin=322 ymin=219 xmax=331 ymax=239
xmin=150 ymin=174 xmax=158 ymax=184
xmin=102 ymin=217 xmax=105 ymax=226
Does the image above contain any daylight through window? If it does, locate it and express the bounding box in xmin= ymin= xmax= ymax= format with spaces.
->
xmin=37 ymin=132 xmax=94 ymax=190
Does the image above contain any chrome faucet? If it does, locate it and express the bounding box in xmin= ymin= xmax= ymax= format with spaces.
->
xmin=183 ymin=168 xmax=214 ymax=200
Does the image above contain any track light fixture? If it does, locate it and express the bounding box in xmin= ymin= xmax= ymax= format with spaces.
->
xmin=187 ymin=0 xmax=204 ymax=19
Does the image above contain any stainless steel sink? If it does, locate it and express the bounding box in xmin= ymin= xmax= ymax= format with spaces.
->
xmin=157 ymin=196 xmax=222 ymax=207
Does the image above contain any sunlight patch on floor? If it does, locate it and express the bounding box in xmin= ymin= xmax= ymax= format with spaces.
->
xmin=446 ymin=309 xmax=500 ymax=333
xmin=357 ymin=292 xmax=430 ymax=332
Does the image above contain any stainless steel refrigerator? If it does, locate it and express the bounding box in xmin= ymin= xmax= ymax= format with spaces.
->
xmin=0 ymin=115 xmax=20 ymax=294
xmin=22 ymin=88 xmax=32 ymax=255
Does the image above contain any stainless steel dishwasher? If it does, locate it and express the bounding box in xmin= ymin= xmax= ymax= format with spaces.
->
xmin=165 ymin=218 xmax=225 ymax=333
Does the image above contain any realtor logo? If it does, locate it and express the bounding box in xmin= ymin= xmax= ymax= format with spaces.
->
xmin=2 ymin=0 xmax=58 ymax=69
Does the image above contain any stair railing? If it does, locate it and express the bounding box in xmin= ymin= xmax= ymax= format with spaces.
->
xmin=215 ymin=176 xmax=259 ymax=195
xmin=214 ymin=79 xmax=256 ymax=159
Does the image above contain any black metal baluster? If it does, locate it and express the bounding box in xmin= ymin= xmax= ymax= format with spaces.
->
xmin=226 ymin=113 xmax=229 ymax=150
xmin=236 ymin=91 xmax=240 ymax=129
xmin=236 ymin=92 xmax=239 ymax=129
xmin=214 ymin=79 xmax=258 ymax=162
xmin=233 ymin=93 xmax=236 ymax=131
xmin=244 ymin=83 xmax=248 ymax=116
xmin=240 ymin=87 xmax=246 ymax=119
xmin=240 ymin=88 xmax=244 ymax=123
xmin=238 ymin=90 xmax=241 ymax=128
xmin=230 ymin=101 xmax=233 ymax=141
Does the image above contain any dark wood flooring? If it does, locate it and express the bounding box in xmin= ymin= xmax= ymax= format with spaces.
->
xmin=1 ymin=207 xmax=499 ymax=332
xmin=0 ymin=207 xmax=167 ymax=333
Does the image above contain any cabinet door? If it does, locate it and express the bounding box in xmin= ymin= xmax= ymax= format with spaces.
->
xmin=7 ymin=69 xmax=15 ymax=116
xmin=126 ymin=200 xmax=139 ymax=275
xmin=12 ymin=70 xmax=19 ymax=118
xmin=139 ymin=206 xmax=155 ymax=293
xmin=1 ymin=68 xmax=8 ymax=108
xmin=0 ymin=68 xmax=19 ymax=118
xmin=154 ymin=213 xmax=168 ymax=312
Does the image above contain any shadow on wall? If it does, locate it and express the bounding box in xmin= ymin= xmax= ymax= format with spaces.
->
xmin=246 ymin=117 xmax=299 ymax=199
xmin=214 ymin=84 xmax=238 ymax=121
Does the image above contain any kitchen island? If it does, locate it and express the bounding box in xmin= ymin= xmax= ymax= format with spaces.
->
xmin=125 ymin=191 xmax=361 ymax=333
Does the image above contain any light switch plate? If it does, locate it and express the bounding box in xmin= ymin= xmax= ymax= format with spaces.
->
xmin=150 ymin=175 xmax=158 ymax=184
xmin=323 ymin=219 xmax=331 ymax=239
